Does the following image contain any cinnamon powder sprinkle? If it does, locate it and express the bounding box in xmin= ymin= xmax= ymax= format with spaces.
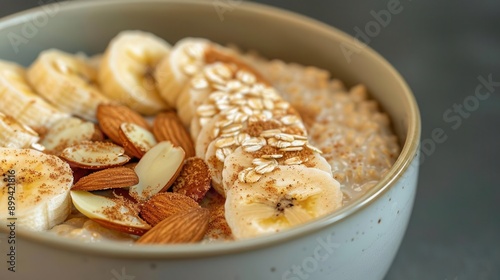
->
xmin=200 ymin=189 xmax=233 ymax=241
xmin=172 ymin=157 xmax=212 ymax=202
xmin=101 ymin=196 xmax=140 ymax=222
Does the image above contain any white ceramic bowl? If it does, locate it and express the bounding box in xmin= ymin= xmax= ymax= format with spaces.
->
xmin=0 ymin=1 xmax=420 ymax=279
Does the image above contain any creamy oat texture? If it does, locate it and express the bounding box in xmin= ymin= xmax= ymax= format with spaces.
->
xmin=244 ymin=55 xmax=400 ymax=204
xmin=50 ymin=209 xmax=136 ymax=243
xmin=48 ymin=56 xmax=399 ymax=242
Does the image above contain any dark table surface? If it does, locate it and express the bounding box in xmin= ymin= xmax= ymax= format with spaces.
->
xmin=1 ymin=0 xmax=499 ymax=279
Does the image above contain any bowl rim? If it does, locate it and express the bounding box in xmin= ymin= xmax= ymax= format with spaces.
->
xmin=1 ymin=0 xmax=421 ymax=258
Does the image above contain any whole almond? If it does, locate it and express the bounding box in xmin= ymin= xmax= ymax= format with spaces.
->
xmin=139 ymin=192 xmax=200 ymax=226
xmin=136 ymin=208 xmax=209 ymax=244
xmin=172 ymin=157 xmax=211 ymax=202
xmin=72 ymin=167 xmax=139 ymax=191
xmin=153 ymin=111 xmax=195 ymax=158
xmin=97 ymin=104 xmax=150 ymax=145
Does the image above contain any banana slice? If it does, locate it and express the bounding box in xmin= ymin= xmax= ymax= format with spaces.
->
xmin=27 ymin=49 xmax=109 ymax=122
xmin=173 ymin=49 xmax=232 ymax=128
xmin=225 ymin=165 xmax=342 ymax=239
xmin=0 ymin=148 xmax=73 ymax=231
xmin=155 ymin=37 xmax=211 ymax=108
xmin=195 ymin=114 xmax=228 ymax=159
xmin=99 ymin=30 xmax=171 ymax=115
xmin=87 ymin=54 xmax=102 ymax=70
xmin=156 ymin=38 xmax=261 ymax=126
xmin=0 ymin=112 xmax=39 ymax=149
xmin=0 ymin=60 xmax=69 ymax=134
xmin=75 ymin=52 xmax=102 ymax=70
xmin=204 ymin=135 xmax=330 ymax=197
xmin=161 ymin=41 xmax=341 ymax=240
xmin=182 ymin=61 xmax=277 ymax=135
xmin=204 ymin=140 xmax=228 ymax=196
xmin=222 ymin=146 xmax=333 ymax=194
xmin=197 ymin=115 xmax=248 ymax=197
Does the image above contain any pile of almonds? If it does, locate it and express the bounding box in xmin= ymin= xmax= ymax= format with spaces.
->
xmin=47 ymin=103 xmax=221 ymax=244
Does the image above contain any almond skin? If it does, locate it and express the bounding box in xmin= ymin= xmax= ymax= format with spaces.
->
xmin=71 ymin=167 xmax=93 ymax=183
xmin=139 ymin=192 xmax=200 ymax=226
xmin=118 ymin=122 xmax=157 ymax=159
xmin=172 ymin=157 xmax=211 ymax=202
xmin=97 ymin=104 xmax=150 ymax=145
xmin=94 ymin=218 xmax=150 ymax=236
xmin=152 ymin=111 xmax=195 ymax=158
xmin=72 ymin=167 xmax=139 ymax=191
xmin=91 ymin=124 xmax=105 ymax=141
xmin=118 ymin=123 xmax=157 ymax=159
xmin=112 ymin=188 xmax=138 ymax=204
xmin=136 ymin=207 xmax=209 ymax=244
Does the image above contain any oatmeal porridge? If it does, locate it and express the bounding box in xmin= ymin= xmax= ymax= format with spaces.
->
xmin=0 ymin=30 xmax=399 ymax=244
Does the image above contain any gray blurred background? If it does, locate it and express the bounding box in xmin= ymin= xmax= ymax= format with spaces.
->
xmin=1 ymin=0 xmax=499 ymax=279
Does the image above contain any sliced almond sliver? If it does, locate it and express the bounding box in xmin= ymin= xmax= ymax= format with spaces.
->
xmin=129 ymin=141 xmax=185 ymax=202
xmin=41 ymin=117 xmax=98 ymax=154
xmin=119 ymin=122 xmax=157 ymax=158
xmin=60 ymin=141 xmax=130 ymax=169
xmin=70 ymin=190 xmax=151 ymax=235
